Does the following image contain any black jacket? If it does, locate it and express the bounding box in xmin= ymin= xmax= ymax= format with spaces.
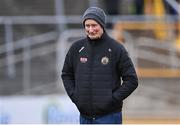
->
xmin=61 ymin=32 xmax=138 ymax=118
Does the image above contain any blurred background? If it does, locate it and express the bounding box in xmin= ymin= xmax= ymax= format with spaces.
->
xmin=0 ymin=0 xmax=180 ymax=124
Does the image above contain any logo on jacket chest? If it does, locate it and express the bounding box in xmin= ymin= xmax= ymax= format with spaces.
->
xmin=80 ymin=57 xmax=88 ymax=63
xmin=101 ymin=56 xmax=109 ymax=65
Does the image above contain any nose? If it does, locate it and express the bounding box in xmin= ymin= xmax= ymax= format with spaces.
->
xmin=89 ymin=26 xmax=94 ymax=33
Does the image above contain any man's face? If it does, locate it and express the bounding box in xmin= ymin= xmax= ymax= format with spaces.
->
xmin=84 ymin=19 xmax=104 ymax=40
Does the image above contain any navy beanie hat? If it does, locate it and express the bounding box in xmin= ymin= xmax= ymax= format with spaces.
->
xmin=82 ymin=7 xmax=106 ymax=28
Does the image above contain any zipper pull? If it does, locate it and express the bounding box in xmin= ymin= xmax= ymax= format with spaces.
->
xmin=108 ymin=48 xmax=112 ymax=52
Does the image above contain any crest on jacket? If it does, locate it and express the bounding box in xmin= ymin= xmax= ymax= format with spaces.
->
xmin=101 ymin=56 xmax=109 ymax=65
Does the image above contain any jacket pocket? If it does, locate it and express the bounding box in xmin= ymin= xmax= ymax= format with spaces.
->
xmin=112 ymin=94 xmax=119 ymax=108
xmin=71 ymin=89 xmax=78 ymax=104
xmin=112 ymin=91 xmax=124 ymax=110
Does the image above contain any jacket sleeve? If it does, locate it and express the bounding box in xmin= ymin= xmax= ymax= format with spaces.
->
xmin=113 ymin=45 xmax=138 ymax=103
xmin=61 ymin=47 xmax=75 ymax=101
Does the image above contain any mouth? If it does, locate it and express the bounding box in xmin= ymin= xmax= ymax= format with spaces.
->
xmin=89 ymin=31 xmax=98 ymax=36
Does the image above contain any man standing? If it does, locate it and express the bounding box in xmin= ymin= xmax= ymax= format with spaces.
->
xmin=61 ymin=7 xmax=138 ymax=124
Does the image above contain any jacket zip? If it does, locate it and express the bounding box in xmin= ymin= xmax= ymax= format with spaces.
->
xmin=89 ymin=41 xmax=95 ymax=118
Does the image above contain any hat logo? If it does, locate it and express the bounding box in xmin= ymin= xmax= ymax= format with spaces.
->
xmin=101 ymin=56 xmax=109 ymax=65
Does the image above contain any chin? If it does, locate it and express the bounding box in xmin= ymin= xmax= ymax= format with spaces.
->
xmin=88 ymin=35 xmax=99 ymax=40
xmin=89 ymin=37 xmax=96 ymax=40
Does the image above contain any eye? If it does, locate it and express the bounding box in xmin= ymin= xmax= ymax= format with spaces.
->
xmin=85 ymin=24 xmax=90 ymax=28
xmin=92 ymin=24 xmax=98 ymax=27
